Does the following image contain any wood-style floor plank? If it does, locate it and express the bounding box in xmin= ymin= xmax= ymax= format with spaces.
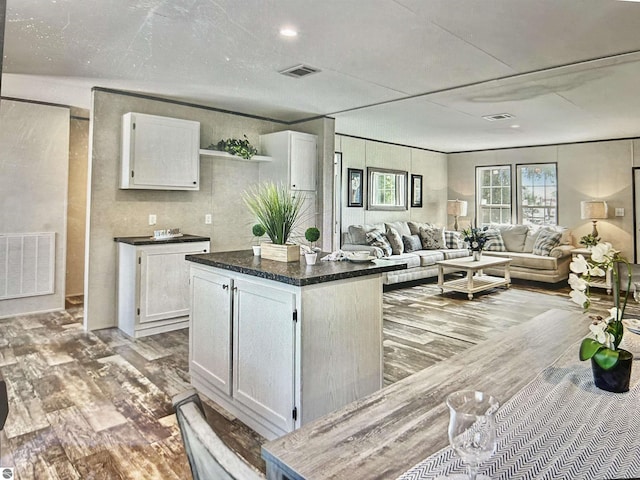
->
xmin=0 ymin=280 xmax=626 ymax=478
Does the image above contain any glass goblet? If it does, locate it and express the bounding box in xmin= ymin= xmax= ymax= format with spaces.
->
xmin=446 ymin=390 xmax=499 ymax=480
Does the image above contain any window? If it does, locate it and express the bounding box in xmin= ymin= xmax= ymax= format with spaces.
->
xmin=517 ymin=163 xmax=557 ymax=225
xmin=476 ymin=166 xmax=511 ymax=225
xmin=367 ymin=167 xmax=407 ymax=211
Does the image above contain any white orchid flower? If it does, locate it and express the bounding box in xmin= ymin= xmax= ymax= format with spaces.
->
xmin=568 ymin=273 xmax=587 ymax=291
xmin=570 ymin=255 xmax=589 ymax=274
xmin=570 ymin=289 xmax=589 ymax=308
xmin=588 ymin=266 xmax=606 ymax=277
xmin=471 ymin=241 xmax=479 ymax=249
xmin=607 ymin=307 xmax=620 ymax=322
xmin=589 ymin=322 xmax=614 ymax=348
xmin=590 ymin=242 xmax=615 ymax=264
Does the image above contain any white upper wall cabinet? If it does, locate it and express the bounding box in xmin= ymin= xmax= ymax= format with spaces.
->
xmin=260 ymin=130 xmax=317 ymax=191
xmin=120 ymin=112 xmax=200 ymax=190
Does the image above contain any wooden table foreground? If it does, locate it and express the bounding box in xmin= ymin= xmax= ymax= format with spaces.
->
xmin=262 ymin=308 xmax=588 ymax=480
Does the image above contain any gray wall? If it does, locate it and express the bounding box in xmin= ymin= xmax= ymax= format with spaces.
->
xmin=448 ymin=140 xmax=637 ymax=259
xmin=66 ymin=114 xmax=89 ymax=297
xmin=0 ymin=99 xmax=70 ymax=317
xmin=335 ymin=135 xmax=448 ymax=235
xmin=85 ymin=90 xmax=332 ymax=330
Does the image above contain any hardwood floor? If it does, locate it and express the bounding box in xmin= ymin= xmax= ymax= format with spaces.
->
xmin=0 ymin=280 xmax=623 ymax=478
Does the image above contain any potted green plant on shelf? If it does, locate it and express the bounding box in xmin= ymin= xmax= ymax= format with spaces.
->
xmin=208 ymin=134 xmax=258 ymax=160
xmin=568 ymin=242 xmax=633 ymax=392
xmin=243 ymin=182 xmax=305 ymax=262
xmin=251 ymin=224 xmax=266 ymax=256
xmin=579 ymin=233 xmax=600 ymax=249
xmin=301 ymin=227 xmax=321 ymax=265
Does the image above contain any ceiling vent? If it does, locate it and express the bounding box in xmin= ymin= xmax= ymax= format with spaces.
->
xmin=279 ymin=64 xmax=321 ymax=78
xmin=482 ymin=113 xmax=515 ymax=121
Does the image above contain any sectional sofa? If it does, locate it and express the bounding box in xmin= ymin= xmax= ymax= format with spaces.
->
xmin=341 ymin=221 xmax=574 ymax=286
xmin=341 ymin=221 xmax=469 ymax=285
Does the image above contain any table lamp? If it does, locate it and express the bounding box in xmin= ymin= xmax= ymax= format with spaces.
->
xmin=580 ymin=200 xmax=608 ymax=237
xmin=447 ymin=200 xmax=468 ymax=231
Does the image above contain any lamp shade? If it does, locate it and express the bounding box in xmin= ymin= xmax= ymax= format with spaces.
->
xmin=447 ymin=200 xmax=468 ymax=217
xmin=580 ymin=200 xmax=608 ymax=220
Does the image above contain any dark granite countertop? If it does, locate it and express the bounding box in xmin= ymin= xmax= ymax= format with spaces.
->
xmin=185 ymin=250 xmax=407 ymax=287
xmin=114 ymin=234 xmax=210 ymax=245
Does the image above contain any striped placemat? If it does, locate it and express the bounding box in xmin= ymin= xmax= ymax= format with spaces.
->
xmin=398 ymin=333 xmax=640 ymax=480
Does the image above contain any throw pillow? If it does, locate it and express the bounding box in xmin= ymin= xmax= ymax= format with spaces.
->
xmin=366 ymin=229 xmax=392 ymax=257
xmin=385 ymin=221 xmax=412 ymax=238
xmin=444 ymin=230 xmax=464 ymax=249
xmin=402 ymin=234 xmax=422 ymax=253
xmin=532 ymin=229 xmax=562 ymax=256
xmin=408 ymin=221 xmax=436 ymax=236
xmin=483 ymin=229 xmax=506 ymax=252
xmin=419 ymin=226 xmax=447 ymax=250
xmin=489 ymin=224 xmax=528 ymax=252
xmin=386 ymin=227 xmax=404 ymax=255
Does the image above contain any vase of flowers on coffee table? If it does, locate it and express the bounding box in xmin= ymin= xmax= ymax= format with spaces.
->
xmin=461 ymin=225 xmax=488 ymax=261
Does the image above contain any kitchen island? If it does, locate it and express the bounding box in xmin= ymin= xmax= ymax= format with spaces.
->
xmin=185 ymin=250 xmax=406 ymax=440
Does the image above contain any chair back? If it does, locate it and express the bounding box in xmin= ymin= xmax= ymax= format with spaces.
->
xmin=173 ymin=389 xmax=264 ymax=480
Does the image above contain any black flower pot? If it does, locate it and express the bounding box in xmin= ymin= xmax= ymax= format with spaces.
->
xmin=591 ymin=349 xmax=633 ymax=393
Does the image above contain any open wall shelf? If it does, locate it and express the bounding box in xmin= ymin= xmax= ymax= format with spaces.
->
xmin=199 ymin=149 xmax=272 ymax=162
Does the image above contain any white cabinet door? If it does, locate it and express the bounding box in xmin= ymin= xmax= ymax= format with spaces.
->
xmin=139 ymin=243 xmax=209 ymax=324
xmin=260 ymin=130 xmax=317 ymax=192
xmin=121 ymin=113 xmax=200 ymax=190
xmin=289 ymin=132 xmax=316 ymax=191
xmin=190 ymin=268 xmax=233 ymax=395
xmin=232 ymin=278 xmax=296 ymax=433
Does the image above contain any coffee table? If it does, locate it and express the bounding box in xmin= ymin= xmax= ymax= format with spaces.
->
xmin=436 ymin=256 xmax=512 ymax=299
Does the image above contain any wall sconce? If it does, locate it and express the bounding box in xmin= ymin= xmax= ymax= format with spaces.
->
xmin=580 ymin=200 xmax=608 ymax=237
xmin=447 ymin=200 xmax=468 ymax=231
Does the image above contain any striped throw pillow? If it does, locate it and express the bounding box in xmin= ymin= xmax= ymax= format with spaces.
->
xmin=366 ymin=229 xmax=392 ymax=257
xmin=532 ymin=229 xmax=562 ymax=256
xmin=483 ymin=229 xmax=506 ymax=252
xmin=444 ymin=230 xmax=464 ymax=249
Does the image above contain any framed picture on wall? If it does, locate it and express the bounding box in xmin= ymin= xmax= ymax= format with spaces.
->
xmin=347 ymin=168 xmax=364 ymax=207
xmin=411 ymin=174 xmax=423 ymax=208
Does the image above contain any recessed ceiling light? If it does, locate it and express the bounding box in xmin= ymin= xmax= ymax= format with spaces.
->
xmin=279 ymin=27 xmax=298 ymax=37
xmin=510 ymin=124 xmax=520 ymax=129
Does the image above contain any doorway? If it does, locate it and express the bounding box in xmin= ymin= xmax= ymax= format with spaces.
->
xmin=333 ymin=152 xmax=342 ymax=250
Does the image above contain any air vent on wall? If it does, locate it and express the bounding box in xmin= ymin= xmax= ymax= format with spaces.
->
xmin=482 ymin=113 xmax=515 ymax=121
xmin=279 ymin=64 xmax=321 ymax=78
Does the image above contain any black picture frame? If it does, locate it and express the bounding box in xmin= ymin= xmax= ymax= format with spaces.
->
xmin=347 ymin=168 xmax=364 ymax=207
xmin=411 ymin=174 xmax=423 ymax=208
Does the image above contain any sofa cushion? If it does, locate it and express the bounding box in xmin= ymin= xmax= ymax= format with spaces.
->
xmin=366 ymin=229 xmax=392 ymax=257
xmin=408 ymin=221 xmax=436 ymax=236
xmin=414 ymin=250 xmax=446 ymax=266
xmin=483 ymin=229 xmax=506 ymax=252
xmin=402 ymin=234 xmax=422 ymax=253
xmin=419 ymin=226 xmax=447 ymax=250
xmin=348 ymin=223 xmax=385 ymax=245
xmin=444 ymin=230 xmax=464 ymax=249
xmin=484 ymin=251 xmax=559 ymax=270
xmin=443 ymin=249 xmax=471 ymax=260
xmin=491 ymin=224 xmax=528 ymax=252
xmin=386 ymin=227 xmax=404 ymax=255
xmin=532 ymin=229 xmax=562 ymax=256
xmin=385 ymin=221 xmax=411 ymax=238
xmin=389 ymin=252 xmax=421 ymax=269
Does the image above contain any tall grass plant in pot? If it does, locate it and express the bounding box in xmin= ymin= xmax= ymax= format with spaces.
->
xmin=243 ymin=182 xmax=305 ymax=262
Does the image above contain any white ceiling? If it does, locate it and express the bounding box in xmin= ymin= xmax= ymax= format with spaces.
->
xmin=4 ymin=0 xmax=640 ymax=152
